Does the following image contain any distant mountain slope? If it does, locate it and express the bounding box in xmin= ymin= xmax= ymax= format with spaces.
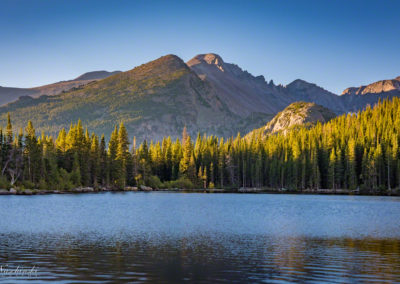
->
xmin=74 ymin=70 xmax=121 ymax=81
xmin=285 ymin=79 xmax=346 ymax=114
xmin=0 ymin=55 xmax=238 ymax=141
xmin=342 ymin=76 xmax=400 ymax=96
xmin=340 ymin=76 xmax=400 ymax=112
xmin=0 ymin=70 xmax=120 ymax=105
xmin=246 ymin=102 xmax=336 ymax=138
xmin=0 ymin=87 xmax=38 ymax=106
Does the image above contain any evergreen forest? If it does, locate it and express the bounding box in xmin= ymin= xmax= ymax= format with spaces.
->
xmin=0 ymin=98 xmax=399 ymax=194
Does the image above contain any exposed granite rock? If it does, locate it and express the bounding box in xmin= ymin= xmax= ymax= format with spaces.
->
xmin=246 ymin=102 xmax=336 ymax=138
xmin=139 ymin=185 xmax=153 ymax=191
xmin=73 ymin=187 xmax=94 ymax=192
xmin=0 ymin=189 xmax=10 ymax=195
xmin=124 ymin=186 xmax=138 ymax=191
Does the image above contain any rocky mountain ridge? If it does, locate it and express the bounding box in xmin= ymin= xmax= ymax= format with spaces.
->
xmin=187 ymin=53 xmax=288 ymax=116
xmin=342 ymin=76 xmax=400 ymax=96
xmin=0 ymin=52 xmax=398 ymax=141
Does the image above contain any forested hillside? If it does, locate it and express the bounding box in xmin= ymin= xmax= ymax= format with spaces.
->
xmin=0 ymin=97 xmax=399 ymax=194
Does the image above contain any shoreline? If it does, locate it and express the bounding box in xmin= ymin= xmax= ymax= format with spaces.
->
xmin=0 ymin=187 xmax=398 ymax=196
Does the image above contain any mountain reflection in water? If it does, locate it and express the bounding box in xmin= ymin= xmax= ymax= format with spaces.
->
xmin=0 ymin=193 xmax=400 ymax=283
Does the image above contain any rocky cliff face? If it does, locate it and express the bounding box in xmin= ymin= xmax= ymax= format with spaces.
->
xmin=246 ymin=102 xmax=336 ymax=138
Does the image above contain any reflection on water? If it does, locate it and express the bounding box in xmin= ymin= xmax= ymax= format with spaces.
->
xmin=0 ymin=193 xmax=400 ymax=283
xmin=1 ymin=234 xmax=400 ymax=283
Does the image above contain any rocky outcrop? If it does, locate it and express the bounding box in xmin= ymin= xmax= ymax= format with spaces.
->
xmin=72 ymin=187 xmax=95 ymax=193
xmin=246 ymin=102 xmax=336 ymax=138
xmin=124 ymin=186 xmax=138 ymax=191
xmin=139 ymin=185 xmax=153 ymax=191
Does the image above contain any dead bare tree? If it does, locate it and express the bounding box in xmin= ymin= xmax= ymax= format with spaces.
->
xmin=2 ymin=145 xmax=23 ymax=185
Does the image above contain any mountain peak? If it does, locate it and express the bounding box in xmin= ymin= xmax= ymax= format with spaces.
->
xmin=144 ymin=54 xmax=187 ymax=69
xmin=187 ymin=53 xmax=286 ymax=116
xmin=200 ymin=53 xmax=224 ymax=65
xmin=124 ymin=54 xmax=189 ymax=79
xmin=187 ymin=53 xmax=225 ymax=71
xmin=287 ymin=79 xmax=315 ymax=88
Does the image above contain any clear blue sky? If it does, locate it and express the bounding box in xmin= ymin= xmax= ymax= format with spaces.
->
xmin=1 ymin=0 xmax=399 ymax=94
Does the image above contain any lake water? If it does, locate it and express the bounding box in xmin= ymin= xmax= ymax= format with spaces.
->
xmin=0 ymin=192 xmax=400 ymax=283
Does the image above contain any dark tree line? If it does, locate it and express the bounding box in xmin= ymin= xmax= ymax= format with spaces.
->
xmin=0 ymin=98 xmax=399 ymax=193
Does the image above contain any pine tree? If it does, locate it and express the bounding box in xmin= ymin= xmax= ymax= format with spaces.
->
xmin=70 ymin=152 xmax=81 ymax=187
xmin=116 ymin=122 xmax=129 ymax=188
xmin=99 ymin=134 xmax=108 ymax=186
xmin=187 ymin=154 xmax=197 ymax=183
xmin=108 ymin=125 xmax=119 ymax=187
xmin=90 ymin=134 xmax=100 ymax=187
xmin=182 ymin=126 xmax=188 ymax=146
xmin=24 ymin=121 xmax=41 ymax=183
xmin=179 ymin=136 xmax=193 ymax=178
xmin=328 ymin=149 xmax=336 ymax=189
xmin=6 ymin=113 xmax=13 ymax=144
xmin=347 ymin=138 xmax=357 ymax=189
xmin=131 ymin=136 xmax=138 ymax=185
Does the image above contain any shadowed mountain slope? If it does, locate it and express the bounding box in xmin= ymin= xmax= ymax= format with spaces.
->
xmin=187 ymin=53 xmax=289 ymax=116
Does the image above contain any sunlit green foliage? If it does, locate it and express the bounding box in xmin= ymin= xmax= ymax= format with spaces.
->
xmin=0 ymin=98 xmax=399 ymax=193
